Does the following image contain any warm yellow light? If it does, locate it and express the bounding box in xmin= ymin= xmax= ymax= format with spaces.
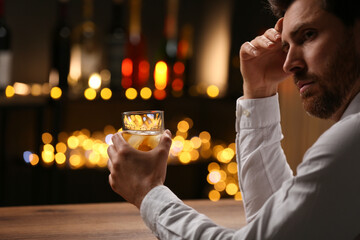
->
xmin=234 ymin=191 xmax=242 ymax=201
xmin=177 ymin=120 xmax=189 ymax=133
xmin=227 ymin=162 xmax=238 ymax=174
xmin=219 ymin=148 xmax=235 ymax=163
xmin=190 ymin=136 xmax=202 ymax=149
xmin=84 ymin=88 xmax=97 ymax=100
xmin=55 ymin=152 xmax=66 ymax=165
xmin=89 ymin=73 xmax=102 ymax=89
xmin=213 ymin=145 xmax=224 ymax=159
xmin=208 ymin=190 xmax=221 ymax=202
xmin=50 ymin=87 xmax=62 ymax=99
xmin=182 ymin=140 xmax=193 ymax=152
xmin=208 ymin=170 xmax=221 ymax=184
xmin=82 ymin=139 xmax=94 ymax=151
xmin=228 ymin=142 xmax=236 ymax=152
xmin=125 ymin=88 xmax=137 ymax=100
xmin=5 ymin=85 xmax=15 ymax=98
xmin=42 ymin=151 xmax=55 ymax=164
xmin=140 ymin=87 xmax=152 ymax=100
xmin=225 ymin=183 xmax=238 ymax=196
xmin=31 ymin=84 xmax=42 ymax=96
xmin=43 ymin=144 xmax=55 ymax=152
xmin=206 ymin=85 xmax=219 ymax=98
xmin=199 ymin=131 xmax=211 ymax=143
xmin=29 ymin=154 xmax=39 ymax=166
xmin=100 ymin=88 xmax=112 ymax=100
xmin=176 ymin=130 xmax=188 ymax=139
xmin=69 ymin=154 xmax=82 ymax=168
xmin=154 ymin=61 xmax=168 ymax=90
xmin=190 ymin=149 xmax=199 ymax=161
xmin=104 ymin=125 xmax=116 ymax=135
xmin=214 ymin=181 xmax=226 ymax=192
xmin=184 ymin=118 xmax=193 ymax=129
xmin=219 ymin=170 xmax=227 ymax=181
xmin=208 ymin=162 xmax=220 ymax=172
xmin=42 ymin=132 xmax=53 ymax=144
xmin=68 ymin=136 xmax=80 ymax=149
xmin=56 ymin=142 xmax=67 ymax=153
xmin=179 ymin=152 xmax=191 ymax=164
xmin=89 ymin=151 xmax=100 ymax=164
xmin=14 ymin=82 xmax=30 ymax=96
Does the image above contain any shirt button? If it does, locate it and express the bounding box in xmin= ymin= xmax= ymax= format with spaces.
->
xmin=243 ymin=109 xmax=250 ymax=117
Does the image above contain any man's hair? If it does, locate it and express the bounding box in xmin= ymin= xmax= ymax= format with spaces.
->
xmin=268 ymin=0 xmax=360 ymax=25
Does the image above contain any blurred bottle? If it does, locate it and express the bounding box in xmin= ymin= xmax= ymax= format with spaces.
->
xmin=106 ymin=0 xmax=127 ymax=92
xmin=124 ymin=0 xmax=148 ymax=90
xmin=49 ymin=0 xmax=71 ymax=93
xmin=0 ymin=0 xmax=12 ymax=93
xmin=68 ymin=0 xmax=102 ymax=96
xmin=176 ymin=24 xmax=193 ymax=95
xmin=154 ymin=0 xmax=179 ymax=99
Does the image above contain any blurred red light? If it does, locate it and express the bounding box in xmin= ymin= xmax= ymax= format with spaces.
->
xmin=172 ymin=78 xmax=184 ymax=91
xmin=173 ymin=61 xmax=185 ymax=75
xmin=122 ymin=58 xmax=133 ymax=77
xmin=153 ymin=89 xmax=167 ymax=100
xmin=121 ymin=77 xmax=133 ymax=89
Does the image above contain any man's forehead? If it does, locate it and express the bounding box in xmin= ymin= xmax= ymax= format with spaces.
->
xmin=282 ymin=0 xmax=323 ymax=35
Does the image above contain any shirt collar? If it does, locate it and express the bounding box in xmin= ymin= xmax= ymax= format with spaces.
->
xmin=340 ymin=92 xmax=360 ymax=120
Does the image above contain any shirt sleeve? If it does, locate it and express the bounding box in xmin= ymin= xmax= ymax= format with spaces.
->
xmin=235 ymin=94 xmax=293 ymax=222
xmin=139 ymin=96 xmax=360 ymax=240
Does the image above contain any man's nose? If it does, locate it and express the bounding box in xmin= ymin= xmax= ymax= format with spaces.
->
xmin=283 ymin=46 xmax=305 ymax=74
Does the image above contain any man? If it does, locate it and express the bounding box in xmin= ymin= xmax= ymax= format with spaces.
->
xmin=107 ymin=0 xmax=360 ymax=238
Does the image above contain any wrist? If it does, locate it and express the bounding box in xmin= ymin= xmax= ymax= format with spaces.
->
xmin=243 ymin=84 xmax=278 ymax=99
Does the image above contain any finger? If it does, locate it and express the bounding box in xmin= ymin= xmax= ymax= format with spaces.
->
xmin=239 ymin=41 xmax=258 ymax=60
xmin=107 ymin=158 xmax=113 ymax=172
xmin=107 ymin=144 xmax=116 ymax=160
xmin=263 ymin=28 xmax=281 ymax=42
xmin=108 ymin=174 xmax=117 ymax=192
xmin=252 ymin=35 xmax=276 ymax=49
xmin=159 ymin=129 xmax=173 ymax=149
xmin=111 ymin=132 xmax=127 ymax=147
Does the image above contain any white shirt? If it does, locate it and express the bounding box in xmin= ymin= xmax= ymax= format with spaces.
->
xmin=140 ymin=93 xmax=360 ymax=239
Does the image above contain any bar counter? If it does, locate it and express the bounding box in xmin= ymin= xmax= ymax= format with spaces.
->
xmin=0 ymin=199 xmax=246 ymax=239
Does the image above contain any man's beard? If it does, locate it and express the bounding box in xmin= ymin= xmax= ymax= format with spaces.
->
xmin=294 ymin=32 xmax=360 ymax=119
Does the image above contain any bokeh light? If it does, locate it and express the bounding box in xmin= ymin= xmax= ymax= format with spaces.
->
xmin=140 ymin=87 xmax=152 ymax=100
xmin=50 ymin=87 xmax=62 ymax=99
xmin=84 ymin=88 xmax=97 ymax=100
xmin=206 ymin=85 xmax=220 ymax=98
xmin=100 ymin=88 xmax=112 ymax=100
xmin=5 ymin=85 xmax=15 ymax=98
xmin=125 ymin=88 xmax=137 ymax=100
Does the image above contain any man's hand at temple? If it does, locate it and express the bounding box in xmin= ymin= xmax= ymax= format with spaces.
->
xmin=107 ymin=130 xmax=172 ymax=209
xmin=240 ymin=18 xmax=290 ymax=99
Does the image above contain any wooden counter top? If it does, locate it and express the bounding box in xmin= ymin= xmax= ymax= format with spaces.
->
xmin=0 ymin=199 xmax=246 ymax=239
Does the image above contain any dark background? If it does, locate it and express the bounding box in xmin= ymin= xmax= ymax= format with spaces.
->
xmin=0 ymin=0 xmax=276 ymax=206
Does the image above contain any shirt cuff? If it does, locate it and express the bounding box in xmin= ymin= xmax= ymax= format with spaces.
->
xmin=236 ymin=93 xmax=280 ymax=130
xmin=140 ymin=185 xmax=182 ymax=235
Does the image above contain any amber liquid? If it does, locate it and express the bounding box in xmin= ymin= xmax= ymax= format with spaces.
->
xmin=122 ymin=130 xmax=161 ymax=151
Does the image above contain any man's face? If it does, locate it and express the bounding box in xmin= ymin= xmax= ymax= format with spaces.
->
xmin=281 ymin=0 xmax=360 ymax=120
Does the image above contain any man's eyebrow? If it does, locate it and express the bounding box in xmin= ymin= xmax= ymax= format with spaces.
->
xmin=281 ymin=21 xmax=313 ymax=48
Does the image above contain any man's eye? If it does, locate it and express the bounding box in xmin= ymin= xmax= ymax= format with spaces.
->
xmin=303 ymin=30 xmax=316 ymax=41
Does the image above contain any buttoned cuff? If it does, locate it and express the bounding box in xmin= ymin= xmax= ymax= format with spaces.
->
xmin=235 ymin=94 xmax=280 ymax=132
xmin=140 ymin=185 xmax=182 ymax=235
